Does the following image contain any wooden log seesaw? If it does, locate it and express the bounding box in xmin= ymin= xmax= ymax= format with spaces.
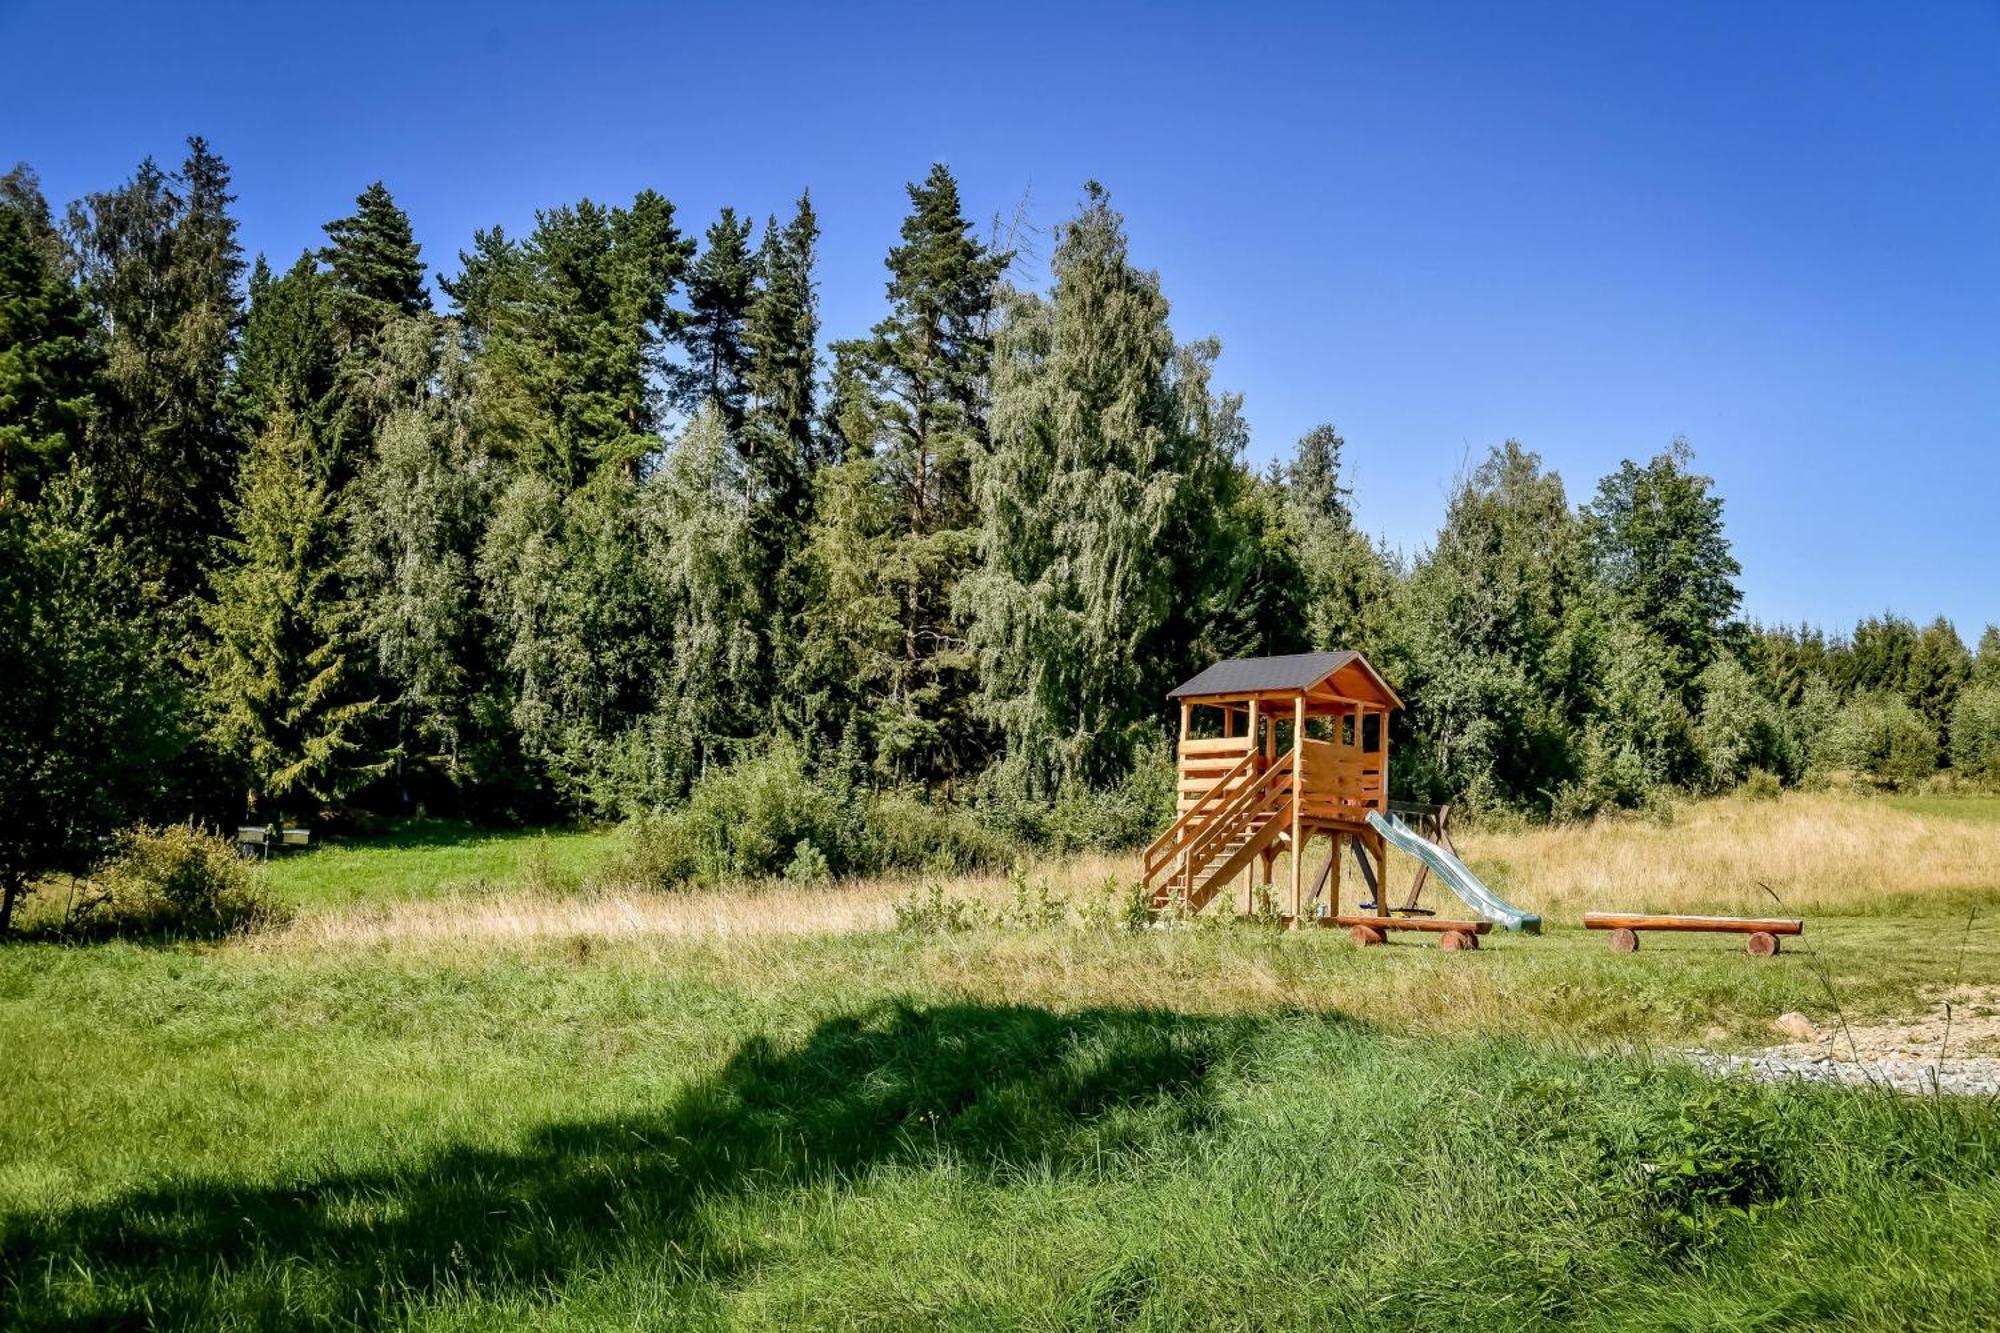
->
xmin=1583 ymin=912 xmax=1803 ymax=957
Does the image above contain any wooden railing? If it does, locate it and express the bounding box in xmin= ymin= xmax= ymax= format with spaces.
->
xmin=1148 ymin=748 xmax=1296 ymax=903
xmin=1144 ymin=745 xmax=1257 ymax=883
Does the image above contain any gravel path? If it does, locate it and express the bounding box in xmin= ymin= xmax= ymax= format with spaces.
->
xmin=1681 ymin=1048 xmax=2000 ymax=1098
xmin=1676 ymin=985 xmax=2000 ymax=1097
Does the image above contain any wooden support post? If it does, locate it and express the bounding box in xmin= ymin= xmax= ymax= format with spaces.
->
xmin=1290 ymin=694 xmax=1305 ymax=921
xmin=1328 ymin=831 xmax=1342 ymax=919
xmin=1372 ymin=829 xmax=1390 ymax=919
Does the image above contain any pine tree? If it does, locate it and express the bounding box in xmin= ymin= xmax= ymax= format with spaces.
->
xmin=201 ymin=407 xmax=387 ymax=812
xmin=447 ymin=192 xmax=691 ymax=485
xmin=68 ymin=137 xmax=244 ymax=604
xmin=832 ymin=165 xmax=1008 ymax=787
xmin=0 ymin=200 xmax=100 ymax=501
xmin=677 ymin=208 xmax=755 ymax=429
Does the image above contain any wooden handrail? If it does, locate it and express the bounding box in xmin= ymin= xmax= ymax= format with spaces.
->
xmin=1172 ymin=748 xmax=1295 ymax=895
xmin=1144 ymin=745 xmax=1259 ymax=878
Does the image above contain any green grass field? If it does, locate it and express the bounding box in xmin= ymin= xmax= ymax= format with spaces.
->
xmin=6 ymin=794 xmax=2000 ymax=1328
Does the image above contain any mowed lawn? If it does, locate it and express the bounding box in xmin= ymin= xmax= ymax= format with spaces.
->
xmin=5 ymin=792 xmax=2000 ymax=1329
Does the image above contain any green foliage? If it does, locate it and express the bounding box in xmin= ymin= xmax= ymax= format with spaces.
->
xmin=0 ymin=475 xmax=185 ymax=932
xmin=1740 ymin=767 xmax=1783 ymax=800
xmin=967 ymin=183 xmax=1244 ymax=792
xmin=67 ymin=137 xmax=244 ymax=604
xmin=860 ymin=791 xmax=1013 ymax=874
xmin=1583 ymin=439 xmax=1742 ymax=699
xmin=828 ymin=165 xmax=1007 ymax=788
xmin=445 ymin=192 xmax=691 ymax=484
xmin=676 ymin=207 xmax=756 ymax=426
xmin=0 ymin=191 xmax=99 ymax=502
xmin=347 ymin=319 xmax=501 ymax=799
xmin=1819 ymin=690 xmax=1939 ymax=786
xmin=201 ymin=408 xmax=387 ymax=809
xmin=658 ymin=745 xmax=863 ymax=883
xmin=319 ymin=181 xmax=429 ymax=320
xmin=1597 ymin=1081 xmax=1791 ymax=1259
xmin=69 ymin=822 xmax=280 ymax=939
xmin=1952 ymin=685 xmax=2000 ymax=787
xmin=1390 ymin=442 xmax=1592 ymax=811
xmin=1695 ymin=654 xmax=1794 ymax=791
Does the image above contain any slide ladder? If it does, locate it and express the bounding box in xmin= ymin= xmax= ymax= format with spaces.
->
xmin=1365 ymin=810 xmax=1541 ymax=933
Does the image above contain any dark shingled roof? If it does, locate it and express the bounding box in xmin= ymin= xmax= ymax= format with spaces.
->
xmin=1169 ymin=651 xmax=1366 ymax=701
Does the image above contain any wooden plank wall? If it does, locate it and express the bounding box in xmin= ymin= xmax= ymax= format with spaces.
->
xmin=1177 ymin=734 xmax=1256 ymax=812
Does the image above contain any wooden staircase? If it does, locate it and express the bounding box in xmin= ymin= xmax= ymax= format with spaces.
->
xmin=1143 ymin=748 xmax=1297 ymax=914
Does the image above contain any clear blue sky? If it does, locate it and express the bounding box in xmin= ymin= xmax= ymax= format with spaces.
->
xmin=5 ymin=1 xmax=1996 ymax=637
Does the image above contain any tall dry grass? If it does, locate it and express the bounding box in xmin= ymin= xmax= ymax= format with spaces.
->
xmin=259 ymin=853 xmax=1136 ymax=954
xmin=1459 ymin=791 xmax=2000 ymax=918
xmin=254 ymin=792 xmax=2000 ymax=961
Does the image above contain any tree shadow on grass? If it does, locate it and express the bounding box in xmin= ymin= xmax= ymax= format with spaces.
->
xmin=2 ymin=1002 xmax=1364 ymax=1328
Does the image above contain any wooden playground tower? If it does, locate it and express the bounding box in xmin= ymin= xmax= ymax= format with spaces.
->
xmin=1143 ymin=651 xmax=1401 ymax=923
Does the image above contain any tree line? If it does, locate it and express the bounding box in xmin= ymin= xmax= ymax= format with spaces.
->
xmin=3 ymin=139 xmax=1996 ymax=927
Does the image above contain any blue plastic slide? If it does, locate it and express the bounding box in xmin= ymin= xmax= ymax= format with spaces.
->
xmin=1365 ymin=810 xmax=1542 ymax=933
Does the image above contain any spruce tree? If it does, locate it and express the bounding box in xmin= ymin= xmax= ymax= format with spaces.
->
xmin=677 ymin=207 xmax=755 ymax=429
xmin=0 ymin=201 xmax=100 ymax=501
xmin=68 ymin=137 xmax=245 ymax=604
xmin=202 ymin=407 xmax=387 ymax=812
xmin=832 ymin=165 xmax=1007 ymax=787
xmin=321 ymin=182 xmax=430 ymax=318
xmin=744 ymin=192 xmax=821 ymax=513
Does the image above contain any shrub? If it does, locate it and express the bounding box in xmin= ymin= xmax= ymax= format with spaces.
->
xmin=676 ymin=745 xmax=865 ymax=881
xmin=1951 ymin=684 xmax=2000 ymax=787
xmin=891 ymin=881 xmax=982 ymax=933
xmin=1818 ymin=691 xmax=1938 ymax=786
xmin=606 ymin=812 xmax=701 ymax=890
xmin=1597 ymin=1082 xmax=1791 ymax=1259
xmin=863 ymin=791 xmax=1014 ymax=874
xmin=783 ymin=841 xmax=832 ymax=884
xmin=1694 ymin=656 xmax=1795 ymax=791
xmin=71 ymin=824 xmax=282 ymax=939
xmin=1739 ymin=767 xmax=1782 ymax=801
xmin=979 ymin=742 xmax=1177 ymax=853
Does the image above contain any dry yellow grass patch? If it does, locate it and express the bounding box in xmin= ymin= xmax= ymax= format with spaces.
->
xmin=259 ymin=853 xmax=1135 ymax=954
xmin=1459 ymin=791 xmax=2000 ymax=918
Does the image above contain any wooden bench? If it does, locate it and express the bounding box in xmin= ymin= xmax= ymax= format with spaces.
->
xmin=1583 ymin=912 xmax=1803 ymax=957
xmin=1330 ymin=914 xmax=1491 ymax=950
xmin=235 ymin=825 xmax=312 ymax=860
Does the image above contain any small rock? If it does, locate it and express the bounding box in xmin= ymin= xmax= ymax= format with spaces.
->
xmin=1772 ymin=1011 xmax=1818 ymax=1042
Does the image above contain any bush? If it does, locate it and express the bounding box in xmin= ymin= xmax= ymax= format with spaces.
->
xmin=976 ymin=742 xmax=1176 ymax=853
xmin=1739 ymin=767 xmax=1782 ymax=801
xmin=680 ymin=745 xmax=865 ymax=880
xmin=1818 ymin=691 xmax=1938 ymax=787
xmin=1951 ymin=684 xmax=2000 ymax=787
xmin=862 ymin=791 xmax=1013 ymax=875
xmin=71 ymin=824 xmax=281 ymax=939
